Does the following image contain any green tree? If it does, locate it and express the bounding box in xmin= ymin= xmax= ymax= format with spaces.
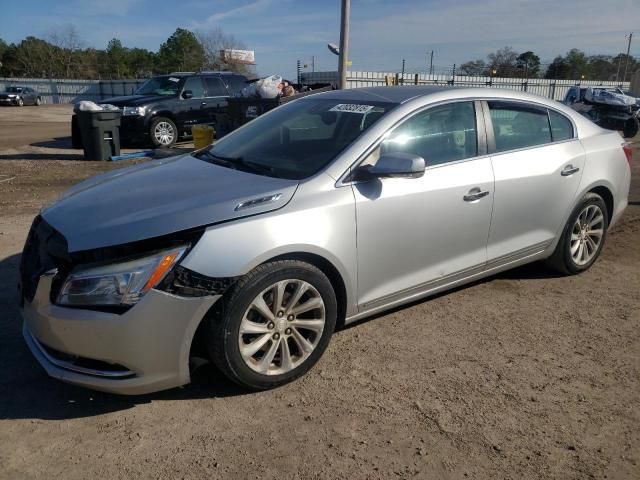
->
xmin=127 ymin=48 xmax=156 ymax=78
xmin=106 ymin=38 xmax=129 ymax=78
xmin=2 ymin=36 xmax=55 ymax=77
xmin=544 ymin=55 xmax=568 ymax=79
xmin=564 ymin=48 xmax=590 ymax=79
xmin=516 ymin=51 xmax=540 ymax=78
xmin=157 ymin=28 xmax=205 ymax=73
xmin=0 ymin=38 xmax=7 ymax=66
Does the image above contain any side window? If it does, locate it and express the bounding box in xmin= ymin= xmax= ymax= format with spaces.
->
xmin=183 ymin=77 xmax=204 ymax=98
xmin=548 ymin=110 xmax=574 ymax=142
xmin=488 ymin=101 xmax=551 ymax=153
xmin=224 ymin=76 xmax=248 ymax=95
xmin=204 ymin=77 xmax=229 ymax=97
xmin=379 ymin=101 xmax=478 ymax=166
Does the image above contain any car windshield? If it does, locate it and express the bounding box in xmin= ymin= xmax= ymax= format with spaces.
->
xmin=6 ymin=87 xmax=22 ymax=93
xmin=195 ymin=98 xmax=395 ymax=180
xmin=134 ymin=76 xmax=184 ymax=96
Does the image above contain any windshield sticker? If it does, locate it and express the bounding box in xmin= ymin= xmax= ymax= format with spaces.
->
xmin=329 ymin=104 xmax=375 ymax=114
xmin=168 ymin=77 xmax=180 ymax=83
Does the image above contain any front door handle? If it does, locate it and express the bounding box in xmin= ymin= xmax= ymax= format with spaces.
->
xmin=561 ymin=165 xmax=580 ymax=176
xmin=463 ymin=188 xmax=490 ymax=202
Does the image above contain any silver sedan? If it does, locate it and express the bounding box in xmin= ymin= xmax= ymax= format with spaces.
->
xmin=20 ymin=86 xmax=631 ymax=394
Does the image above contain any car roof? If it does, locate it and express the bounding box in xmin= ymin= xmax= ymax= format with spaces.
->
xmin=319 ymin=85 xmax=453 ymax=104
xmin=163 ymin=71 xmax=239 ymax=77
xmin=317 ymin=85 xmax=569 ymax=108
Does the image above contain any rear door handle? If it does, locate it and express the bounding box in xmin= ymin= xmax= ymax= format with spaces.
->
xmin=561 ymin=165 xmax=580 ymax=176
xmin=463 ymin=188 xmax=490 ymax=202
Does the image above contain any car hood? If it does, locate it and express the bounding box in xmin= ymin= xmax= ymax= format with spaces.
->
xmin=103 ymin=94 xmax=173 ymax=106
xmin=41 ymin=154 xmax=298 ymax=252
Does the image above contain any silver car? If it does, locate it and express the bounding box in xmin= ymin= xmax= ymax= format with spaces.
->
xmin=20 ymin=87 xmax=632 ymax=394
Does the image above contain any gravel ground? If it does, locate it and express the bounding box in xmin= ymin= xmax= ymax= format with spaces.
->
xmin=0 ymin=106 xmax=639 ymax=480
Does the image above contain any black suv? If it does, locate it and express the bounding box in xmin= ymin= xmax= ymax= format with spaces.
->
xmin=80 ymin=72 xmax=248 ymax=147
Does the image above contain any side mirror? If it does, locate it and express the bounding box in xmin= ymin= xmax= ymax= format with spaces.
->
xmin=357 ymin=152 xmax=426 ymax=180
xmin=182 ymin=90 xmax=193 ymax=99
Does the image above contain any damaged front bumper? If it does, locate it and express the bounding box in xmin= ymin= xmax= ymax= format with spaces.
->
xmin=21 ymin=271 xmax=220 ymax=395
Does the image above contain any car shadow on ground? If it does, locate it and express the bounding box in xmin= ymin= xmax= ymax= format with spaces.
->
xmin=0 ymin=251 xmax=558 ymax=421
xmin=0 ymin=252 xmax=248 ymax=422
xmin=30 ymin=137 xmax=74 ymax=149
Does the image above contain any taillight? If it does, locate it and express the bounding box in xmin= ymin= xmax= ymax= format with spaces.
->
xmin=622 ymin=143 xmax=633 ymax=167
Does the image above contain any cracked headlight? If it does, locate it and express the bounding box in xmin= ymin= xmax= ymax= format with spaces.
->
xmin=122 ymin=106 xmax=146 ymax=116
xmin=57 ymin=246 xmax=187 ymax=307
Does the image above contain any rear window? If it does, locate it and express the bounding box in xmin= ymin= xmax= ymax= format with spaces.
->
xmin=549 ymin=110 xmax=574 ymax=142
xmin=488 ymin=101 xmax=551 ymax=153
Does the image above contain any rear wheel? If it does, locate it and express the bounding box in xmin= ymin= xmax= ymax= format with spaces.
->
xmin=150 ymin=116 xmax=177 ymax=147
xmin=206 ymin=260 xmax=337 ymax=390
xmin=623 ymin=117 xmax=639 ymax=139
xmin=546 ymin=193 xmax=608 ymax=275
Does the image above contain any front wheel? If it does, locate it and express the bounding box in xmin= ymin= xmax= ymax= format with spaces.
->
xmin=149 ymin=116 xmax=177 ymax=147
xmin=546 ymin=193 xmax=609 ymax=275
xmin=35 ymin=97 xmax=41 ymax=106
xmin=17 ymin=97 xmax=24 ymax=107
xmin=206 ymin=260 xmax=337 ymax=390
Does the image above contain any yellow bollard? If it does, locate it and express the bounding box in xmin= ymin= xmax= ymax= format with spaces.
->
xmin=192 ymin=124 xmax=215 ymax=149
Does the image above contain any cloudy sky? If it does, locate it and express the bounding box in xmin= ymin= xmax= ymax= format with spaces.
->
xmin=1 ymin=0 xmax=638 ymax=78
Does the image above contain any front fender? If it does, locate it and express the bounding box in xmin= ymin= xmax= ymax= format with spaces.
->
xmin=180 ymin=185 xmax=358 ymax=316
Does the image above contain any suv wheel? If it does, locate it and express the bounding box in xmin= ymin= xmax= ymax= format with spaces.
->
xmin=17 ymin=97 xmax=24 ymax=107
xmin=35 ymin=97 xmax=41 ymax=106
xmin=546 ymin=192 xmax=608 ymax=275
xmin=150 ymin=117 xmax=177 ymax=147
xmin=206 ymin=260 xmax=337 ymax=390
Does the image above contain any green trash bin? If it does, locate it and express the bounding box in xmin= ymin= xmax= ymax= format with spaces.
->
xmin=77 ymin=110 xmax=122 ymax=161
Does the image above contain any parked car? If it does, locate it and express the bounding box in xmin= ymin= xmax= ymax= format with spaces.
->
xmin=0 ymin=86 xmax=41 ymax=106
xmin=564 ymin=85 xmax=640 ymax=138
xmin=21 ymin=86 xmax=631 ymax=394
xmin=71 ymin=72 xmax=248 ymax=148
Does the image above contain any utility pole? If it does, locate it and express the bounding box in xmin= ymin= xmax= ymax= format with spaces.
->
xmin=428 ymin=50 xmax=434 ymax=75
xmin=622 ymin=32 xmax=633 ymax=84
xmin=401 ymin=59 xmax=405 ymax=84
xmin=312 ymin=55 xmax=315 ymax=73
xmin=297 ymin=60 xmax=301 ymax=84
xmin=338 ymin=0 xmax=350 ymax=89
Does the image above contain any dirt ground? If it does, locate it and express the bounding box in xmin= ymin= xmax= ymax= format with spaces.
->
xmin=0 ymin=105 xmax=639 ymax=480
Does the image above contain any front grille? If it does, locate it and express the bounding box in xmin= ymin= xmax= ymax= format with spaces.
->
xmin=19 ymin=216 xmax=71 ymax=303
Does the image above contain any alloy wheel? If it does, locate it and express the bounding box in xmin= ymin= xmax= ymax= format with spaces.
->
xmin=570 ymin=204 xmax=604 ymax=266
xmin=238 ymin=279 xmax=326 ymax=375
xmin=153 ymin=121 xmax=175 ymax=145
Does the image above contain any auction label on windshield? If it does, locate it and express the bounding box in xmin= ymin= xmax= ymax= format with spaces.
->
xmin=330 ymin=104 xmax=375 ymax=114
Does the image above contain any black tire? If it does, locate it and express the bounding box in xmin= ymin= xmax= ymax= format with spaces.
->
xmin=35 ymin=97 xmax=41 ymax=106
xmin=623 ymin=117 xmax=639 ymax=139
xmin=17 ymin=97 xmax=23 ymax=107
xmin=149 ymin=116 xmax=177 ymax=148
xmin=206 ymin=260 xmax=337 ymax=390
xmin=545 ymin=192 xmax=609 ymax=275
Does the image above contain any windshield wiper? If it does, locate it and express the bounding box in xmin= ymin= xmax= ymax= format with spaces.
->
xmin=202 ymin=152 xmax=277 ymax=176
